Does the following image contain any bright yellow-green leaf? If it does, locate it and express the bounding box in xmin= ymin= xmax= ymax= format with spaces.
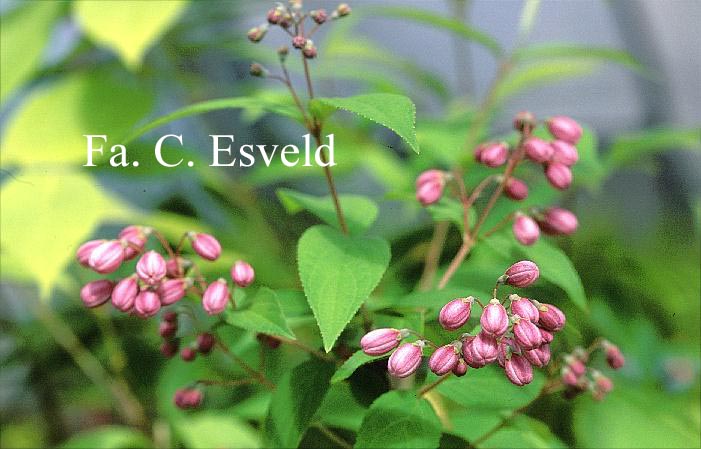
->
xmin=1 ymin=71 xmax=153 ymax=166
xmin=73 ymin=1 xmax=188 ymax=69
xmin=0 ymin=170 xmax=132 ymax=299
xmin=0 ymin=1 xmax=63 ymax=104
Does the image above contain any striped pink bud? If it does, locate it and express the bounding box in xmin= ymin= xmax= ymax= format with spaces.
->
xmin=550 ymin=140 xmax=579 ymax=166
xmin=202 ymin=279 xmax=230 ymax=315
xmin=481 ymin=299 xmax=509 ymax=337
xmin=523 ymin=137 xmax=553 ymax=163
xmin=231 ymin=260 xmax=255 ymax=288
xmin=134 ymin=290 xmax=161 ymax=318
xmin=524 ymin=344 xmax=551 ymax=368
xmin=545 ymin=162 xmax=573 ymax=190
xmin=76 ymin=239 xmax=105 ymax=267
xmin=504 ymin=260 xmax=539 ymax=288
xmin=190 ymin=233 xmax=221 ymax=261
xmin=504 ymin=354 xmax=533 ymax=386
xmin=512 ymin=215 xmax=540 ymax=246
xmin=512 ymin=316 xmax=543 ymax=350
xmin=452 ymin=358 xmax=468 ymax=377
xmin=119 ymin=225 xmax=150 ymax=260
xmin=387 ymin=342 xmax=424 ymax=378
xmin=509 ymin=294 xmax=539 ymax=322
xmin=462 ymin=332 xmax=498 ymax=368
xmin=111 ymin=276 xmax=138 ymax=312
xmin=547 ymin=116 xmax=582 ymax=145
xmin=157 ymin=278 xmax=189 ymax=306
xmin=166 ymin=257 xmax=188 ymax=278
xmin=539 ymin=207 xmax=578 ymax=235
xmin=428 ymin=344 xmax=459 ymax=375
xmin=504 ymin=178 xmax=528 ymax=201
xmin=476 ymin=142 xmax=509 ymax=167
xmin=80 ymin=279 xmax=114 ymax=308
xmin=539 ymin=329 xmax=554 ymax=344
xmin=438 ymin=297 xmax=473 ymax=331
xmin=88 ymin=240 xmax=124 ymax=274
xmin=415 ymin=169 xmax=445 ymax=206
xmin=361 ymin=328 xmax=402 ymax=356
xmin=136 ymin=251 xmax=166 ymax=285
xmin=537 ymin=303 xmax=566 ymax=332
xmin=603 ymin=341 xmax=625 ymax=369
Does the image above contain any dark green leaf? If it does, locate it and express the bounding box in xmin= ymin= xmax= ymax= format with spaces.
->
xmin=331 ymin=350 xmax=385 ymax=384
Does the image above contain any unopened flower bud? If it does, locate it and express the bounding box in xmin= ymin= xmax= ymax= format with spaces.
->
xmin=88 ymin=240 xmax=124 ymax=274
xmin=332 ymin=3 xmax=351 ymax=19
xmin=161 ymin=340 xmax=179 ymax=358
xmin=277 ymin=45 xmax=289 ymax=61
xmin=497 ymin=337 xmax=518 ymax=368
xmin=510 ymin=295 xmax=540 ymax=322
xmin=513 ymin=111 xmax=536 ymax=132
xmin=180 ymin=346 xmax=197 ymax=362
xmin=438 ymin=297 xmax=473 ymax=330
xmin=540 ymin=328 xmax=554 ymax=344
xmin=118 ymin=225 xmax=150 ymax=260
xmin=80 ymin=279 xmax=114 ymax=308
xmin=174 ymin=388 xmax=203 ymax=409
xmin=111 ymin=276 xmax=138 ymax=312
xmin=504 ymin=178 xmax=528 ymax=201
xmin=361 ymin=328 xmax=402 ymax=355
xmin=462 ymin=332 xmax=498 ymax=368
xmin=76 ymin=239 xmax=105 ymax=267
xmin=512 ymin=215 xmax=540 ymax=246
xmin=158 ymin=278 xmax=189 ymax=306
xmin=481 ymin=299 xmax=509 ymax=337
xmin=231 ymin=260 xmax=255 ymax=288
xmin=547 ymin=116 xmax=582 ymax=145
xmin=302 ymin=40 xmax=317 ymax=59
xmin=159 ymin=320 xmax=177 ymax=338
xmin=247 ymin=24 xmax=268 ymax=43
xmin=189 ymin=232 xmax=221 ymax=261
xmin=136 ymin=250 xmax=167 ymax=285
xmin=163 ymin=311 xmax=178 ymax=322
xmin=524 ymin=344 xmax=551 ymax=367
xmin=134 ymin=290 xmax=161 ymax=318
xmin=504 ymin=354 xmax=534 ymax=386
xmin=603 ymin=341 xmax=625 ymax=370
xmin=452 ymin=358 xmax=468 ymax=376
xmin=166 ymin=256 xmax=189 ymax=278
xmin=523 ymin=137 xmax=553 ymax=163
xmin=512 ymin=316 xmax=543 ymax=350
xmin=591 ymin=371 xmax=613 ymax=401
xmin=561 ymin=366 xmax=581 ymax=387
xmin=202 ymin=279 xmax=230 ymax=315
xmin=564 ymin=355 xmax=586 ymax=377
xmin=545 ymin=162 xmax=573 ymax=190
xmin=538 ymin=207 xmax=578 ymax=235
xmin=415 ymin=169 xmax=445 ymax=206
xmin=475 ymin=142 xmax=508 ymax=167
xmin=504 ymin=260 xmax=540 ymax=288
xmin=292 ymin=35 xmax=307 ymax=49
xmin=196 ymin=333 xmax=216 ymax=354
xmin=428 ymin=344 xmax=459 ymax=375
xmin=249 ymin=63 xmax=268 ymax=78
xmin=267 ymin=6 xmax=284 ymax=24
xmin=388 ymin=342 xmax=424 ymax=378
xmin=550 ymin=140 xmax=579 ymax=166
xmin=310 ymin=9 xmax=328 ymax=24
xmin=537 ymin=303 xmax=566 ymax=332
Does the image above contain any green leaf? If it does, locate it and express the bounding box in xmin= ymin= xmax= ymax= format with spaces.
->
xmin=368 ymin=6 xmax=503 ymax=57
xmin=316 ymin=382 xmax=368 ymax=431
xmin=73 ymin=0 xmax=188 ymax=69
xmin=1 ymin=70 xmax=153 ymax=166
xmin=354 ymin=390 xmax=442 ymax=449
xmin=124 ymin=96 xmax=301 ymax=144
xmin=495 ymin=60 xmax=599 ymax=102
xmin=297 ymin=225 xmax=391 ymax=352
xmin=0 ymin=1 xmax=63 ymax=104
xmin=310 ymin=94 xmax=419 ymax=154
xmin=482 ymin=233 xmax=588 ymax=311
xmin=223 ymin=287 xmax=296 ymax=339
xmin=514 ymin=43 xmax=649 ymax=77
xmin=59 ymin=426 xmax=152 ymax=449
xmin=277 ymin=188 xmax=379 ymax=234
xmin=478 ymin=415 xmax=566 ymax=449
xmin=426 ymin=197 xmax=476 ymax=233
xmin=331 ymin=350 xmax=384 ymax=383
xmin=176 ymin=413 xmax=261 ymax=449
xmin=0 ymin=170 xmax=132 ymax=299
xmin=264 ymin=359 xmax=334 ymax=448
xmin=606 ymin=127 xmax=701 ymax=168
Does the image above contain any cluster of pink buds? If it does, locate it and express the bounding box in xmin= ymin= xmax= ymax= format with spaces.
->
xmin=512 ymin=206 xmax=578 ymax=246
xmin=361 ymin=261 xmax=567 ymax=387
xmin=561 ymin=340 xmax=624 ymax=401
xmin=76 ymin=226 xmax=256 ymax=319
xmin=173 ymin=387 xmax=203 ymax=410
xmin=248 ymin=1 xmax=350 ymax=62
xmin=159 ymin=311 xmax=216 ymax=362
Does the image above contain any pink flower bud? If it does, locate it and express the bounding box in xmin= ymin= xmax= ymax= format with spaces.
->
xmin=361 ymin=328 xmax=402 ymax=355
xmin=415 ymin=169 xmax=445 ymax=206
xmin=181 ymin=347 xmax=197 ymax=362
xmin=310 ymin=9 xmax=328 ymax=24
xmin=504 ymin=354 xmax=533 ymax=386
xmin=190 ymin=233 xmax=221 ymax=261
xmin=118 ymin=225 xmax=150 ymax=260
xmin=497 ymin=338 xmax=518 ymax=368
xmin=247 ymin=24 xmax=268 ymax=43
xmin=292 ymin=35 xmax=307 ymax=49
xmin=302 ymin=40 xmax=317 ymax=59
xmin=387 ymin=342 xmax=424 ymax=378
xmin=513 ymin=111 xmax=536 ymax=133
xmin=196 ymin=333 xmax=216 ymax=354
xmin=512 ymin=215 xmax=540 ymax=246
xmin=512 ymin=317 xmax=543 ymax=350
xmin=111 ymin=276 xmax=138 ymax=312
xmin=537 ymin=303 xmax=566 ymax=332
xmin=538 ymin=207 xmax=578 ymax=235
xmin=603 ymin=341 xmax=625 ymax=369
xmin=76 ymin=239 xmax=105 ymax=267
xmin=565 ymin=355 xmax=587 ymax=377
xmin=159 ymin=320 xmax=177 ymax=338
xmin=231 ymin=260 xmax=255 ymax=288
xmin=561 ymin=367 xmax=581 ymax=387
xmin=523 ymin=137 xmax=553 ymax=163
xmin=476 ymin=142 xmax=509 ymax=167
xmin=545 ymin=162 xmax=573 ymax=190
xmin=428 ymin=344 xmax=459 ymax=375
xmin=163 ymin=311 xmax=177 ymax=322
xmin=481 ymin=299 xmax=509 ymax=337
xmin=136 ymin=251 xmax=166 ymax=285
xmin=202 ymin=279 xmax=230 ymax=315
xmin=267 ymin=6 xmax=284 ymax=24
xmin=593 ymin=372 xmax=614 ymax=396
xmin=540 ymin=329 xmax=554 ymax=344
xmin=547 ymin=116 xmax=582 ymax=145
xmin=174 ymin=388 xmax=202 ymax=409
xmin=462 ymin=332 xmax=498 ymax=368
xmin=161 ymin=340 xmax=179 ymax=358
xmin=166 ymin=257 xmax=189 ymax=278
xmin=550 ymin=140 xmax=579 ymax=166
xmin=80 ymin=280 xmax=114 ymax=308
xmin=524 ymin=344 xmax=551 ymax=367
xmin=134 ymin=291 xmax=161 ymax=318
xmin=438 ymin=297 xmax=473 ymax=330
xmin=452 ymin=358 xmax=468 ymax=376
xmin=504 ymin=178 xmax=528 ymax=201
xmin=157 ymin=278 xmax=189 ymax=306
xmin=509 ymin=295 xmax=539 ymax=322
xmin=88 ymin=240 xmax=124 ymax=274
xmin=504 ymin=260 xmax=539 ymax=288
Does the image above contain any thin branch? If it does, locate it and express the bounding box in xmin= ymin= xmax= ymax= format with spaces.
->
xmin=419 ymin=374 xmax=451 ymax=396
xmin=314 ymin=424 xmax=353 ymax=449
xmin=418 ymin=221 xmax=450 ymax=291
xmin=215 ymin=340 xmax=275 ymax=390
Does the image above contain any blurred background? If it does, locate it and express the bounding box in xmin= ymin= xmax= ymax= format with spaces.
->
xmin=1 ymin=1 xmax=699 ymax=448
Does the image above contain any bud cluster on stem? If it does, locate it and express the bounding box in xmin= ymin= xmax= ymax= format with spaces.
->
xmin=560 ymin=339 xmax=624 ymax=401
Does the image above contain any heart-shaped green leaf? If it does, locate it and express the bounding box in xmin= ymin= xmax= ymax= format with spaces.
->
xmin=224 ymin=288 xmax=295 ymax=339
xmin=298 ymin=225 xmax=391 ymax=352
